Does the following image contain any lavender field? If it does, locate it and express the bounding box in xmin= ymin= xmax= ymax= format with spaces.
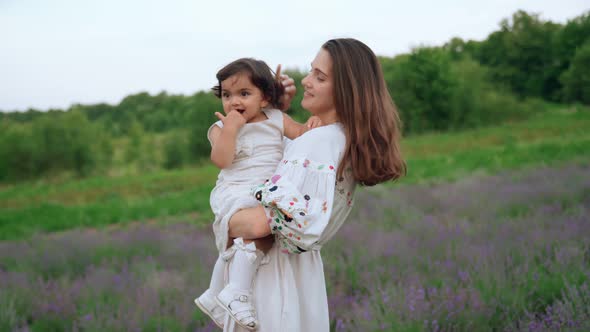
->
xmin=1 ymin=162 xmax=589 ymax=331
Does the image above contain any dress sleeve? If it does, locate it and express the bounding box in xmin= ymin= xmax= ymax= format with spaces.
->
xmin=251 ymin=158 xmax=338 ymax=254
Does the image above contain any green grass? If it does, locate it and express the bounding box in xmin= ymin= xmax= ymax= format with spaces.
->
xmin=400 ymin=136 xmax=590 ymax=184
xmin=397 ymin=105 xmax=590 ymax=183
xmin=1 ymin=105 xmax=589 ymax=240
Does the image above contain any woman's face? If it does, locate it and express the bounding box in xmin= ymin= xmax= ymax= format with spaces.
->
xmin=301 ymin=48 xmax=335 ymax=116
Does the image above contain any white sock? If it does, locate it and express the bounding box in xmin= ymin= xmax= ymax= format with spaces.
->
xmin=229 ymin=240 xmax=263 ymax=291
xmin=209 ymin=255 xmax=226 ymax=294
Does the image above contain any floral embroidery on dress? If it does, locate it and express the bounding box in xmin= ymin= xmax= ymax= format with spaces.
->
xmin=281 ymin=159 xmax=335 ymax=173
xmin=251 ymin=159 xmax=348 ymax=254
xmin=335 ymin=183 xmax=354 ymax=207
xmin=251 ymin=173 xmax=320 ymax=254
xmin=254 ymin=182 xmax=309 ymax=218
xmin=261 ymin=204 xmax=309 ymax=254
xmin=335 ymin=167 xmax=355 ymax=207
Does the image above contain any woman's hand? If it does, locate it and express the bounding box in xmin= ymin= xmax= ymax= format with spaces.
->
xmin=276 ymin=64 xmax=296 ymax=111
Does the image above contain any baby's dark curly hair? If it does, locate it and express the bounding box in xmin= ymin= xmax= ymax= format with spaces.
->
xmin=212 ymin=58 xmax=284 ymax=110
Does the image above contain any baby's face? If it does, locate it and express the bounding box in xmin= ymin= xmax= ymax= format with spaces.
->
xmin=220 ymin=73 xmax=269 ymax=123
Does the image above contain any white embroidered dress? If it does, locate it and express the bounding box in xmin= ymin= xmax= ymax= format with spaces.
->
xmin=224 ymin=122 xmax=356 ymax=332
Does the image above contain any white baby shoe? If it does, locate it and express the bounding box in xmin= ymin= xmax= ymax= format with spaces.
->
xmin=216 ymin=283 xmax=258 ymax=330
xmin=194 ymin=289 xmax=226 ymax=329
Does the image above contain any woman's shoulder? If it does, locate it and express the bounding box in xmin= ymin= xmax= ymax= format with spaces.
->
xmin=303 ymin=123 xmax=345 ymax=145
xmin=285 ymin=123 xmax=346 ymax=163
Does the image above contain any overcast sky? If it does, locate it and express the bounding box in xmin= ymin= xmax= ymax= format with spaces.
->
xmin=1 ymin=0 xmax=588 ymax=111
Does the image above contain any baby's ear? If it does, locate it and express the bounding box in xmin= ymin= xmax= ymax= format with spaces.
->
xmin=261 ymin=99 xmax=269 ymax=108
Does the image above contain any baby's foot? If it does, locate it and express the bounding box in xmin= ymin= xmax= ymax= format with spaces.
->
xmin=216 ymin=283 xmax=258 ymax=330
xmin=194 ymin=289 xmax=226 ymax=329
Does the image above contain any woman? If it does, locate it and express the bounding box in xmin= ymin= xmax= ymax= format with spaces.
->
xmin=222 ymin=38 xmax=406 ymax=331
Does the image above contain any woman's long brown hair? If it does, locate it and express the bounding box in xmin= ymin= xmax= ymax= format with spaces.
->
xmin=322 ymin=38 xmax=406 ymax=186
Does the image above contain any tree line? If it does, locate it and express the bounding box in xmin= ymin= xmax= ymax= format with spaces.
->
xmin=1 ymin=10 xmax=588 ymax=182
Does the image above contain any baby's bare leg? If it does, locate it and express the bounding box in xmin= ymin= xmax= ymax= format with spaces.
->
xmin=228 ymin=206 xmax=271 ymax=240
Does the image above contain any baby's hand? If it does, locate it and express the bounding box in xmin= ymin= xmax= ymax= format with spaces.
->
xmin=215 ymin=111 xmax=246 ymax=131
xmin=305 ymin=116 xmax=322 ymax=129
